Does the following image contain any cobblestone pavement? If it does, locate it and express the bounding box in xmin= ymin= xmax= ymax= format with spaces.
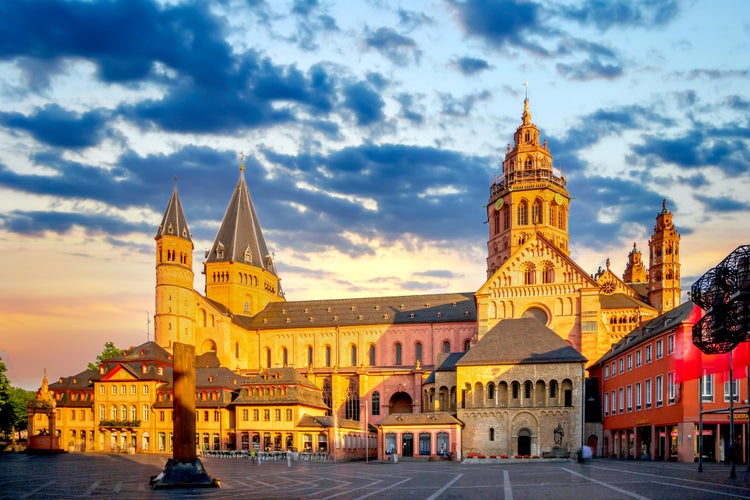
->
xmin=3 ymin=452 xmax=750 ymax=499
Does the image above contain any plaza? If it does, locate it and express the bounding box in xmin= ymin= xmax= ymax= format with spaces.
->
xmin=2 ymin=453 xmax=750 ymax=499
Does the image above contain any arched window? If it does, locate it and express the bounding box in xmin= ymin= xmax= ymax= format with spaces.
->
xmin=281 ymin=347 xmax=288 ymax=367
xmin=265 ymin=348 xmax=271 ymax=368
xmin=524 ymin=155 xmax=532 ymax=168
xmin=307 ymin=345 xmax=313 ymax=367
xmin=322 ymin=378 xmax=332 ymax=416
xmin=524 ymin=381 xmax=532 ymax=399
xmin=345 ymin=379 xmax=360 ymax=421
xmin=502 ymin=205 xmax=511 ymax=230
xmin=368 ymin=344 xmax=376 ymax=366
xmin=543 ymin=263 xmax=554 ymax=284
xmin=442 ymin=341 xmax=450 ymax=353
xmin=394 ymin=343 xmax=402 ymax=365
xmin=372 ymin=391 xmax=381 ymax=416
xmin=235 ymin=342 xmax=240 ymax=359
xmin=493 ymin=212 xmax=500 ymax=235
xmin=532 ymin=199 xmax=542 ymax=224
xmin=558 ymin=205 xmax=566 ymax=230
xmin=524 ymin=264 xmax=536 ymax=285
xmin=511 ymin=382 xmax=520 ymax=399
xmin=415 ymin=342 xmax=423 ymax=364
xmin=350 ymin=345 xmax=357 ymax=367
xmin=518 ymin=200 xmax=528 ymax=225
xmin=464 ymin=339 xmax=471 ymax=352
xmin=489 ymin=428 xmax=495 ymax=441
xmin=325 ymin=345 xmax=332 ymax=367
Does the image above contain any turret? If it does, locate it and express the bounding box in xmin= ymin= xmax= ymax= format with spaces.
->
xmin=154 ymin=184 xmax=195 ymax=349
xmin=648 ymin=200 xmax=681 ymax=312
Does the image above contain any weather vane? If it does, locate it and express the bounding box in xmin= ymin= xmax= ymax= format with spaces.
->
xmin=239 ymin=151 xmax=245 ymax=171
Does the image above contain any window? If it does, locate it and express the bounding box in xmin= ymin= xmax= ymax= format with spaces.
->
xmin=415 ymin=342 xmax=422 ymax=364
xmin=645 ymin=379 xmax=652 ymax=409
xmin=667 ymin=334 xmax=675 ymax=355
xmin=645 ymin=344 xmax=652 ymax=363
xmin=610 ymin=390 xmax=616 ymax=415
xmin=325 ymin=345 xmax=331 ymax=367
xmin=350 ymin=345 xmax=357 ymax=366
xmin=307 ymin=345 xmax=313 ymax=367
xmin=263 ymin=409 xmax=270 ymax=421
xmin=524 ymin=264 xmax=536 ymax=285
xmin=443 ymin=341 xmax=450 ymax=353
xmin=131 ymin=384 xmax=137 ymax=395
xmin=618 ymin=388 xmax=624 ymax=414
xmin=286 ymin=409 xmax=292 ymax=421
xmin=656 ymin=339 xmax=663 ymax=359
xmin=143 ymin=404 xmax=149 ymax=422
xmin=627 ymin=354 xmax=633 ymax=371
xmin=203 ymin=410 xmax=209 ymax=422
xmin=274 ymin=409 xmax=281 ymax=421
xmin=120 ymin=384 xmax=126 ymax=395
xmin=724 ymin=376 xmax=740 ymax=402
xmin=143 ymin=385 xmax=149 ymax=395
xmin=99 ymin=385 xmax=105 ymax=395
xmin=488 ymin=383 xmax=495 ymax=401
xmin=372 ymin=391 xmax=380 ymax=416
xmin=266 ymin=347 xmax=272 ymax=368
xmin=131 ymin=405 xmax=137 ymax=421
xmin=524 ymin=381 xmax=532 ymax=399
xmin=214 ymin=410 xmax=220 ymax=422
xmin=604 ymin=392 xmax=609 ymax=416
xmin=99 ymin=404 xmax=105 ymax=420
xmin=626 ymin=385 xmax=633 ymax=412
xmin=549 ymin=380 xmax=557 ymax=398
xmin=253 ymin=409 xmax=259 ymax=421
xmin=668 ymin=372 xmax=676 ymax=405
xmin=701 ymin=372 xmax=714 ymax=402
xmin=619 ymin=358 xmax=624 ymax=374
xmin=610 ymin=361 xmax=616 ymax=377
xmin=635 ymin=382 xmax=642 ymax=411
xmin=636 ymin=350 xmax=642 ymax=367
xmin=395 ymin=343 xmax=402 ymax=365
xmin=464 ymin=339 xmax=471 ymax=352
xmin=489 ymin=428 xmax=495 ymax=441
xmin=369 ymin=344 xmax=375 ymax=366
xmin=282 ymin=347 xmax=288 ymax=367
xmin=159 ymin=411 xmax=165 ymax=423
xmin=518 ymin=200 xmax=528 ymax=225
xmin=512 ymin=382 xmax=520 ymax=399
xmin=656 ymin=375 xmax=663 ymax=407
xmin=242 ymin=409 xmax=249 ymax=421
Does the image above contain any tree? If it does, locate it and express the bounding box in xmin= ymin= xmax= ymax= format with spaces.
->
xmin=0 ymin=357 xmax=33 ymax=442
xmin=87 ymin=341 xmax=124 ymax=370
xmin=0 ymin=357 xmax=11 ymax=439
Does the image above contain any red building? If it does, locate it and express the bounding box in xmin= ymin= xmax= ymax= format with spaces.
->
xmin=589 ymin=301 xmax=750 ymax=463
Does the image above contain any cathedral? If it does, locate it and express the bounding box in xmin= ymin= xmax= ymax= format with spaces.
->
xmin=43 ymin=99 xmax=681 ymax=460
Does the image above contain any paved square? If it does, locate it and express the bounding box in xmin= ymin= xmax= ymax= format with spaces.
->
xmin=3 ymin=453 xmax=750 ymax=499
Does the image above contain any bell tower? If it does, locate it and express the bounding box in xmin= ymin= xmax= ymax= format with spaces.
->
xmin=486 ymin=98 xmax=571 ymax=277
xmin=648 ymin=200 xmax=681 ymax=312
xmin=154 ymin=184 xmax=195 ymax=349
xmin=623 ymin=242 xmax=647 ymax=284
xmin=204 ymin=159 xmax=285 ymax=316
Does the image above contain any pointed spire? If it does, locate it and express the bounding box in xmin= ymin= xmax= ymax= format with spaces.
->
xmin=206 ymin=164 xmax=278 ymax=277
xmin=155 ymin=184 xmax=192 ymax=242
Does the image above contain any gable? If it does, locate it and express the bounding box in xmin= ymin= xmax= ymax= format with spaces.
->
xmin=477 ymin=233 xmax=597 ymax=295
xmin=100 ymin=365 xmax=138 ymax=381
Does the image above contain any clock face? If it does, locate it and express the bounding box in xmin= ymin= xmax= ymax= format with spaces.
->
xmin=554 ymin=193 xmax=564 ymax=205
xmin=494 ymin=199 xmax=504 ymax=211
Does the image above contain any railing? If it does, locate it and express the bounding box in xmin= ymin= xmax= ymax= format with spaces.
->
xmin=99 ymin=419 xmax=141 ymax=428
xmin=201 ymin=450 xmax=329 ymax=462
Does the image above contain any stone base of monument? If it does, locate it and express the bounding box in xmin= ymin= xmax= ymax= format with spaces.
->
xmin=150 ymin=458 xmax=220 ymax=489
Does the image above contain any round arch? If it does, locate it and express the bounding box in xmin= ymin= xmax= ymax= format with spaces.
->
xmin=200 ymin=339 xmax=217 ymax=354
xmin=389 ymin=392 xmax=413 ymax=414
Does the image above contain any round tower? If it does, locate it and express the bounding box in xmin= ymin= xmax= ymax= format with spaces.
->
xmin=154 ymin=185 xmax=195 ymax=349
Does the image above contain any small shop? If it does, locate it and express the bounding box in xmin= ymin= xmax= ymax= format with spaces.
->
xmin=377 ymin=413 xmax=463 ymax=461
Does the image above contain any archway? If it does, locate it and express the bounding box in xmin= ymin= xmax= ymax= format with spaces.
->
xmin=389 ymin=392 xmax=413 ymax=414
xmin=587 ymin=434 xmax=599 ymax=457
xmin=200 ymin=339 xmax=217 ymax=354
xmin=518 ymin=428 xmax=531 ymax=456
xmin=522 ymin=307 xmax=549 ymax=325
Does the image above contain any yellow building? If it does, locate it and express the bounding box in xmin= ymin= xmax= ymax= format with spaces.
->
xmin=43 ymin=99 xmax=682 ymax=459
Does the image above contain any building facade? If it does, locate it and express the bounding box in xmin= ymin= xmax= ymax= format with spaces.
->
xmin=590 ymin=302 xmax=750 ymax=463
xmin=40 ymin=99 xmax=686 ymax=459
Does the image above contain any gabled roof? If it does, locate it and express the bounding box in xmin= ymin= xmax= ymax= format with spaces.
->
xmin=296 ymin=414 xmax=365 ymax=430
xmin=234 ymin=292 xmax=476 ymax=329
xmin=205 ymin=168 xmax=277 ymax=278
xmin=456 ymin=318 xmax=586 ymax=365
xmin=155 ymin=185 xmax=192 ymax=242
xmin=477 ymin=232 xmax=599 ymax=296
xmin=379 ymin=412 xmax=463 ymax=426
xmin=599 ymin=292 xmax=651 ymax=309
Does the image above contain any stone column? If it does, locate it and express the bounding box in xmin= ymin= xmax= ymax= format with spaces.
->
xmin=173 ymin=342 xmax=196 ymax=462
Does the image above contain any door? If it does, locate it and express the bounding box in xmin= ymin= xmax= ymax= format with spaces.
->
xmin=518 ymin=429 xmax=531 ymax=456
xmin=402 ymin=433 xmax=413 ymax=457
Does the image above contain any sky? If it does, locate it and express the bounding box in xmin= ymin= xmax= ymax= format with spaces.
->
xmin=1 ymin=0 xmax=748 ymax=390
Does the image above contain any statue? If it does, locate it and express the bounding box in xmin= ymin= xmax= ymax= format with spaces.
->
xmin=554 ymin=423 xmax=564 ymax=447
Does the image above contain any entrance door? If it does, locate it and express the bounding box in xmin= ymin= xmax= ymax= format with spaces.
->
xmin=518 ymin=429 xmax=531 ymax=456
xmin=402 ymin=433 xmax=414 ymax=457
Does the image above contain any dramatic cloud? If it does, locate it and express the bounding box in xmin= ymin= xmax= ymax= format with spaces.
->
xmin=342 ymin=81 xmax=385 ymax=126
xmin=452 ymin=56 xmax=491 ymax=75
xmin=0 ymin=104 xmax=112 ymax=149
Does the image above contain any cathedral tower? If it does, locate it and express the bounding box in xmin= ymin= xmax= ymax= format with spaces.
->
xmin=154 ymin=185 xmax=195 ymax=348
xmin=622 ymin=242 xmax=647 ymax=284
xmin=648 ymin=200 xmax=681 ymax=312
xmin=486 ymin=99 xmax=571 ymax=277
xmin=203 ymin=161 xmax=284 ymax=316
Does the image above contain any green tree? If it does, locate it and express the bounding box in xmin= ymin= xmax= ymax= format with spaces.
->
xmin=87 ymin=341 xmax=124 ymax=370
xmin=0 ymin=356 xmax=11 ymax=439
xmin=3 ymin=387 xmax=34 ymax=441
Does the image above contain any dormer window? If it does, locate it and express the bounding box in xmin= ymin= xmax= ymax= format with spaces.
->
xmin=99 ymin=366 xmax=105 ymax=375
xmin=167 ymin=223 xmax=174 ymax=234
xmin=216 ymin=242 xmax=224 ymax=259
xmin=244 ymin=246 xmax=253 ymax=263
xmin=182 ymin=228 xmax=188 ymax=238
xmin=141 ymin=364 xmax=148 ymax=374
xmin=157 ymin=366 xmax=164 ymax=375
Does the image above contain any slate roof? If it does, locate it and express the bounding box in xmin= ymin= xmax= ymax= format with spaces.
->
xmin=592 ymin=301 xmax=700 ymax=365
xmin=155 ymin=186 xmax=192 ymax=242
xmin=424 ymin=352 xmax=466 ymax=384
xmin=296 ymin=414 xmax=368 ymax=431
xmin=204 ymin=169 xmax=278 ymax=278
xmin=456 ymin=318 xmax=587 ymax=366
xmin=599 ymin=292 xmax=651 ymax=309
xmin=234 ymin=292 xmax=476 ymax=329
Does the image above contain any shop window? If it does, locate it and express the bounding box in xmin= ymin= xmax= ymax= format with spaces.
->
xmin=419 ymin=433 xmax=431 ymax=456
